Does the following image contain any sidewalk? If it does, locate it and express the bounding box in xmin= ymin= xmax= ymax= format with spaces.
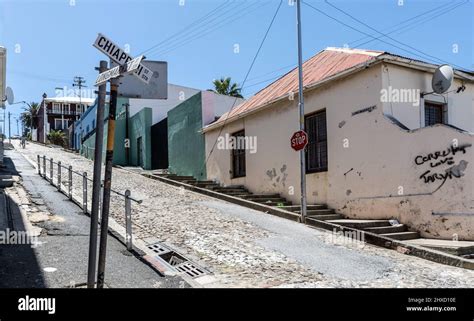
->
xmin=0 ymin=147 xmax=185 ymax=288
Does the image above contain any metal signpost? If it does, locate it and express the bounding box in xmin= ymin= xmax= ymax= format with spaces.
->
xmin=87 ymin=60 xmax=108 ymax=289
xmin=296 ymin=0 xmax=308 ymax=223
xmin=91 ymin=33 xmax=154 ymax=289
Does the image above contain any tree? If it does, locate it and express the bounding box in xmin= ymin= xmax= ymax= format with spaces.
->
xmin=47 ymin=130 xmax=66 ymax=147
xmin=20 ymin=102 xmax=39 ymax=133
xmin=209 ymin=77 xmax=243 ymax=98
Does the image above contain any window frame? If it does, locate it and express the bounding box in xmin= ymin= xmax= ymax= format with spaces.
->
xmin=424 ymin=101 xmax=446 ymax=126
xmin=304 ymin=109 xmax=328 ymax=174
xmin=231 ymin=130 xmax=246 ymax=178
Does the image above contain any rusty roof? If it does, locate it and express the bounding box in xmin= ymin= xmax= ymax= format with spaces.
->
xmin=209 ymin=47 xmax=385 ymax=129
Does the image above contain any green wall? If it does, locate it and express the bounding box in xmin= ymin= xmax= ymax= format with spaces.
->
xmin=167 ymin=92 xmax=206 ymax=180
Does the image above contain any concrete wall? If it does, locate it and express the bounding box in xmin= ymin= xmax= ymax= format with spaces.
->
xmin=128 ymin=84 xmax=200 ymax=125
xmin=168 ymin=92 xmax=206 ymax=180
xmin=205 ymin=64 xmax=474 ymax=240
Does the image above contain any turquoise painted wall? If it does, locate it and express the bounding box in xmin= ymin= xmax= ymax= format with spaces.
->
xmin=167 ymin=92 xmax=206 ymax=180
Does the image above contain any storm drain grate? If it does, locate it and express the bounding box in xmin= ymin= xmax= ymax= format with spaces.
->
xmin=175 ymin=262 xmax=207 ymax=278
xmin=146 ymin=242 xmax=208 ymax=278
xmin=147 ymin=243 xmax=171 ymax=255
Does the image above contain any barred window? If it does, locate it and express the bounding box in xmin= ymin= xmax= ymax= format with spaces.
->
xmin=425 ymin=102 xmax=445 ymax=126
xmin=231 ymin=130 xmax=246 ymax=178
xmin=305 ymin=110 xmax=328 ymax=173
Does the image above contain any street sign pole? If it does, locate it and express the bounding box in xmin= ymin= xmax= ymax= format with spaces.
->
xmin=96 ymin=71 xmax=119 ymax=289
xmin=87 ymin=60 xmax=108 ymax=288
xmin=296 ymin=0 xmax=307 ymax=223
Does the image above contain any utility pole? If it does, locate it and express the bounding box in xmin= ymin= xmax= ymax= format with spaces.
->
xmin=73 ymin=76 xmax=87 ymax=150
xmin=296 ymin=0 xmax=307 ymax=222
xmin=87 ymin=61 xmax=107 ymax=288
xmin=42 ymin=93 xmax=47 ymax=144
xmin=97 ymin=68 xmax=119 ymax=289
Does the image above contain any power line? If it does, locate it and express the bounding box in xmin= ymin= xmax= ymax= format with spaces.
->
xmin=203 ymin=0 xmax=283 ymax=171
xmin=348 ymin=0 xmax=462 ymax=46
xmin=147 ymin=1 xmax=250 ymax=57
xmin=323 ymin=0 xmax=468 ymax=70
xmin=353 ymin=0 xmax=468 ymax=48
xmin=150 ymin=1 xmax=271 ymax=58
xmin=302 ymin=1 xmax=470 ymax=70
xmin=138 ymin=0 xmax=233 ymax=56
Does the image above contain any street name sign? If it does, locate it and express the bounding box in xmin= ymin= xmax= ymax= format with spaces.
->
xmin=95 ymin=55 xmax=144 ymax=86
xmin=290 ymin=130 xmax=308 ymax=151
xmin=93 ymin=33 xmax=152 ymax=84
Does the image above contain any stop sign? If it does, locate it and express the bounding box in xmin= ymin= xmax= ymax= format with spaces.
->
xmin=290 ymin=130 xmax=308 ymax=151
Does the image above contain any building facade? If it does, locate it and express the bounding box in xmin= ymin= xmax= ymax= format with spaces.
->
xmin=167 ymin=91 xmax=244 ymax=180
xmin=203 ymin=48 xmax=474 ymax=240
xmin=36 ymin=96 xmax=95 ymax=144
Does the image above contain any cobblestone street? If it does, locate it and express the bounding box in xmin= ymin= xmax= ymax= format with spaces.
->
xmin=14 ymin=141 xmax=474 ymax=288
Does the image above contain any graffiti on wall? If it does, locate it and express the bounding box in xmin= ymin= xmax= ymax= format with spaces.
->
xmin=415 ymin=144 xmax=471 ymax=190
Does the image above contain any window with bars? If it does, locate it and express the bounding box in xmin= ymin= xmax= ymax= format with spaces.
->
xmin=305 ymin=110 xmax=328 ymax=173
xmin=231 ymin=130 xmax=246 ymax=178
xmin=424 ymin=102 xmax=445 ymax=126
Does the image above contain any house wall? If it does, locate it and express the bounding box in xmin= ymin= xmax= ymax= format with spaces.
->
xmin=128 ymin=84 xmax=200 ymax=125
xmin=205 ymin=64 xmax=474 ymax=240
xmin=381 ymin=63 xmax=474 ymax=132
xmin=168 ymin=92 xmax=206 ymax=180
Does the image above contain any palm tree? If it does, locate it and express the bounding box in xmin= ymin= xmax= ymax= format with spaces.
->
xmin=20 ymin=102 xmax=39 ymax=133
xmin=47 ymin=130 xmax=66 ymax=147
xmin=209 ymin=77 xmax=243 ymax=98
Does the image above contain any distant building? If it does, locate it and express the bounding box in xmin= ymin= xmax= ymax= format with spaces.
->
xmin=36 ymin=96 xmax=95 ymax=145
xmin=75 ymin=83 xmax=200 ymax=169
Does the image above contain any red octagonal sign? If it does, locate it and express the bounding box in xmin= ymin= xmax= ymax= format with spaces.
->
xmin=290 ymin=130 xmax=308 ymax=151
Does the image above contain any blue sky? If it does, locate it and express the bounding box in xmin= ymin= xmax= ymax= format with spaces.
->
xmin=0 ymin=0 xmax=472 ymax=135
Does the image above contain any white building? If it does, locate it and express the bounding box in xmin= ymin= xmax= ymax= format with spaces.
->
xmin=204 ymin=48 xmax=474 ymax=240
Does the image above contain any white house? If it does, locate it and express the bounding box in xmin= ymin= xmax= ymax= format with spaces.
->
xmin=203 ymin=48 xmax=474 ymax=240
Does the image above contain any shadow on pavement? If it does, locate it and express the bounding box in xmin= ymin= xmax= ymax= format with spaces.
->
xmin=0 ymin=156 xmax=46 ymax=288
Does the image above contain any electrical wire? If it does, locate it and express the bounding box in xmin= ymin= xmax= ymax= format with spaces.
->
xmin=302 ymin=1 xmax=470 ymax=71
xmin=202 ymin=0 xmax=283 ymax=173
xmin=324 ymin=0 xmax=469 ymax=70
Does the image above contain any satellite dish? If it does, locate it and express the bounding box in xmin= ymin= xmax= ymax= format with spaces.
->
xmin=432 ymin=65 xmax=453 ymax=94
xmin=5 ymin=87 xmax=14 ymax=105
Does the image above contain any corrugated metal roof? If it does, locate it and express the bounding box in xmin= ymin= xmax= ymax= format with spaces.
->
xmin=212 ymin=47 xmax=384 ymax=126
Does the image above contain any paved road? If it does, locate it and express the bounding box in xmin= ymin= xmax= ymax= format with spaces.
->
xmin=0 ymin=148 xmax=184 ymax=288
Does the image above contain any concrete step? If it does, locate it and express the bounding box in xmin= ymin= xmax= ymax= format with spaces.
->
xmin=248 ymin=197 xmax=288 ymax=203
xmin=326 ymin=219 xmax=391 ymax=229
xmin=307 ymin=214 xmax=344 ymax=221
xmin=168 ymin=176 xmax=196 ymax=181
xmin=405 ymin=238 xmax=474 ymax=256
xmin=240 ymin=194 xmax=281 ymax=199
xmin=212 ymin=188 xmax=249 ymax=193
xmin=380 ymin=231 xmax=420 ymax=240
xmin=222 ymin=192 xmax=253 ymax=196
xmin=364 ymin=224 xmax=407 ymax=234
xmin=262 ymin=201 xmax=293 ymax=206
xmin=278 ymin=204 xmax=327 ymax=211
xmin=296 ymin=209 xmax=335 ymax=215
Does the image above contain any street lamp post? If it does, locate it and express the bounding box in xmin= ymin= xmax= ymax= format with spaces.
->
xmin=42 ymin=93 xmax=47 ymax=144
